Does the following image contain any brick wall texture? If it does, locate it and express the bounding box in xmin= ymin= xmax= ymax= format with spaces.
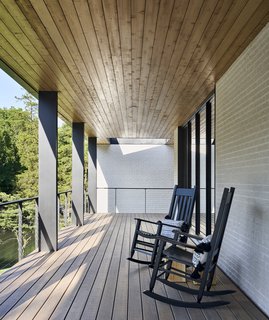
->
xmin=97 ymin=144 xmax=174 ymax=213
xmin=216 ymin=23 xmax=269 ymax=316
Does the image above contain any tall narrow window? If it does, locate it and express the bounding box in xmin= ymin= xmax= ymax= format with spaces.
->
xmin=183 ymin=96 xmax=215 ymax=235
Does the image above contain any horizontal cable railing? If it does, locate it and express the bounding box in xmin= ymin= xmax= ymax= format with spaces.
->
xmin=97 ymin=187 xmax=173 ymax=214
xmin=0 ymin=190 xmax=72 ymax=270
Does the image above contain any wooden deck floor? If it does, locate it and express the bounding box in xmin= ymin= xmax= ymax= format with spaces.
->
xmin=0 ymin=213 xmax=267 ymax=320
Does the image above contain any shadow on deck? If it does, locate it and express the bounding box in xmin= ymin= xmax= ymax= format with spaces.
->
xmin=0 ymin=213 xmax=267 ymax=320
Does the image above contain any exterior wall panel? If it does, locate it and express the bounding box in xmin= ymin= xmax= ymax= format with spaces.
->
xmin=97 ymin=144 xmax=173 ymax=213
xmin=216 ymin=23 xmax=269 ymax=316
xmin=116 ymin=189 xmax=145 ymax=213
xmin=146 ymin=189 xmax=173 ymax=214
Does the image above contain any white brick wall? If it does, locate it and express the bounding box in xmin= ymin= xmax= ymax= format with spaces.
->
xmin=216 ymin=23 xmax=269 ymax=316
xmin=116 ymin=189 xmax=145 ymax=213
xmin=146 ymin=189 xmax=173 ymax=213
xmin=97 ymin=144 xmax=174 ymax=213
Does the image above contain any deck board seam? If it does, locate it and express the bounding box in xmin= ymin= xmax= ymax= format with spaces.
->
xmin=32 ymin=214 xmax=110 ymax=319
xmin=80 ymin=213 xmax=125 ymax=319
xmin=0 ymin=214 xmax=103 ymax=319
xmin=48 ymin=214 xmax=117 ymax=319
xmin=63 ymin=214 xmax=120 ymax=319
xmin=95 ymin=214 xmax=128 ymax=320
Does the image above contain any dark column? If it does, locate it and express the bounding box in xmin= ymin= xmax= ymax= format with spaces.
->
xmin=88 ymin=137 xmax=97 ymax=213
xmin=187 ymin=121 xmax=192 ymax=188
xmin=177 ymin=126 xmax=186 ymax=188
xmin=38 ymin=91 xmax=58 ymax=252
xmin=176 ymin=126 xmax=188 ymax=188
xmin=72 ymin=123 xmax=85 ymax=226
xmin=195 ymin=112 xmax=201 ymax=234
xmin=206 ymin=101 xmax=212 ymax=235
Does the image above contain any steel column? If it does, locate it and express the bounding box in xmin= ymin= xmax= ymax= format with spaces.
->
xmin=176 ymin=126 xmax=186 ymax=188
xmin=38 ymin=91 xmax=58 ymax=251
xmin=187 ymin=121 xmax=192 ymax=188
xmin=195 ymin=113 xmax=201 ymax=234
xmin=206 ymin=101 xmax=212 ymax=235
xmin=88 ymin=137 xmax=97 ymax=213
xmin=72 ymin=123 xmax=85 ymax=226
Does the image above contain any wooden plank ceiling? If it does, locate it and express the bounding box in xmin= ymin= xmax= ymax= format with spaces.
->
xmin=0 ymin=0 xmax=269 ymax=140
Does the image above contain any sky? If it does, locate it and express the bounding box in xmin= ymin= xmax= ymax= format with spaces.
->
xmin=0 ymin=69 xmax=27 ymax=109
xmin=0 ymin=68 xmax=64 ymax=126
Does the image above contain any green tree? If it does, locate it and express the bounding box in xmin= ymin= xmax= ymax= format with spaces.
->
xmin=15 ymin=92 xmax=38 ymax=120
xmin=0 ymin=192 xmax=35 ymax=264
xmin=16 ymin=115 xmax=38 ymax=197
xmin=58 ymin=123 xmax=72 ymax=192
xmin=0 ymin=103 xmax=37 ymax=266
xmin=0 ymin=130 xmax=23 ymax=193
xmin=0 ymin=103 xmax=38 ymax=197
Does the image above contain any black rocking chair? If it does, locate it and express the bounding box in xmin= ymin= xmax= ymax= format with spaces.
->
xmin=144 ymin=187 xmax=235 ymax=308
xmin=128 ymin=185 xmax=196 ymax=266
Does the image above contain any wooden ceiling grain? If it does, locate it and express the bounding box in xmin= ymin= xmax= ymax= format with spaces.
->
xmin=0 ymin=0 xmax=269 ymax=140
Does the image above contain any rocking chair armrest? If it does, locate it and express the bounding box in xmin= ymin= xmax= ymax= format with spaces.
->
xmin=155 ymin=234 xmax=197 ymax=250
xmin=172 ymin=229 xmax=204 ymax=241
xmin=134 ymin=218 xmax=160 ymax=226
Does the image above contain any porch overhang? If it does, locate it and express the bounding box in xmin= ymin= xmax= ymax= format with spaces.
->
xmin=0 ymin=0 xmax=268 ymax=140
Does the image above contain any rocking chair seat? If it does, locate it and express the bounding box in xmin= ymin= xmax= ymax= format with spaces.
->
xmin=163 ymin=245 xmax=193 ymax=266
xmin=137 ymin=230 xmax=157 ymax=239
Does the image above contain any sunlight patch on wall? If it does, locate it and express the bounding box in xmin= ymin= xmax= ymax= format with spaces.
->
xmin=119 ymin=144 xmax=159 ymax=155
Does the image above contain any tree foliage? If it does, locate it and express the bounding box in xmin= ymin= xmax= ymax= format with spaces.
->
xmin=0 ymin=90 xmax=92 ymax=268
xmin=0 ymin=93 xmax=75 ymax=198
xmin=0 ymin=92 xmax=73 ymax=266
xmin=58 ymin=124 xmax=72 ymax=192
xmin=0 ymin=96 xmax=38 ymax=197
xmin=0 ymin=130 xmax=23 ymax=193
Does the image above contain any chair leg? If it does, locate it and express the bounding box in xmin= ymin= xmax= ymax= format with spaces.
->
xmin=149 ymin=240 xmax=165 ymax=291
xmin=149 ymin=223 xmax=162 ymax=267
xmin=129 ymin=219 xmax=141 ymax=258
xmin=206 ymin=267 xmax=216 ymax=291
xmin=165 ymin=260 xmax=172 ymax=280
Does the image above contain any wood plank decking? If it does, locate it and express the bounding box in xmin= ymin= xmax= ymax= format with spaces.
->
xmin=0 ymin=213 xmax=267 ymax=320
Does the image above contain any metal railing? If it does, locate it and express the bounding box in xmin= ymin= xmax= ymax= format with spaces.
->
xmin=97 ymin=187 xmax=173 ymax=213
xmin=0 ymin=190 xmax=72 ymax=267
xmin=57 ymin=190 xmax=72 ymax=229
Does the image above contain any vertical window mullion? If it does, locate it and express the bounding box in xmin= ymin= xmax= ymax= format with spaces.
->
xmin=206 ymin=101 xmax=212 ymax=235
xmin=195 ymin=113 xmax=200 ymax=234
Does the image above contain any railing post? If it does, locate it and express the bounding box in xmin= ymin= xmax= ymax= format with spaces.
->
xmin=35 ymin=198 xmax=39 ymax=250
xmin=84 ymin=190 xmax=87 ymax=214
xmin=115 ymin=188 xmax=117 ymax=213
xmin=18 ymin=202 xmax=23 ymax=261
xmin=64 ymin=192 xmax=68 ymax=227
xmin=57 ymin=194 xmax=60 ymax=229
xmin=145 ymin=188 xmax=147 ymax=214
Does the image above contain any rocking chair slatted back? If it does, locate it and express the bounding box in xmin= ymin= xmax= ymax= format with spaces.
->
xmin=128 ymin=186 xmax=196 ymax=266
xmin=168 ymin=187 xmax=196 ymax=225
